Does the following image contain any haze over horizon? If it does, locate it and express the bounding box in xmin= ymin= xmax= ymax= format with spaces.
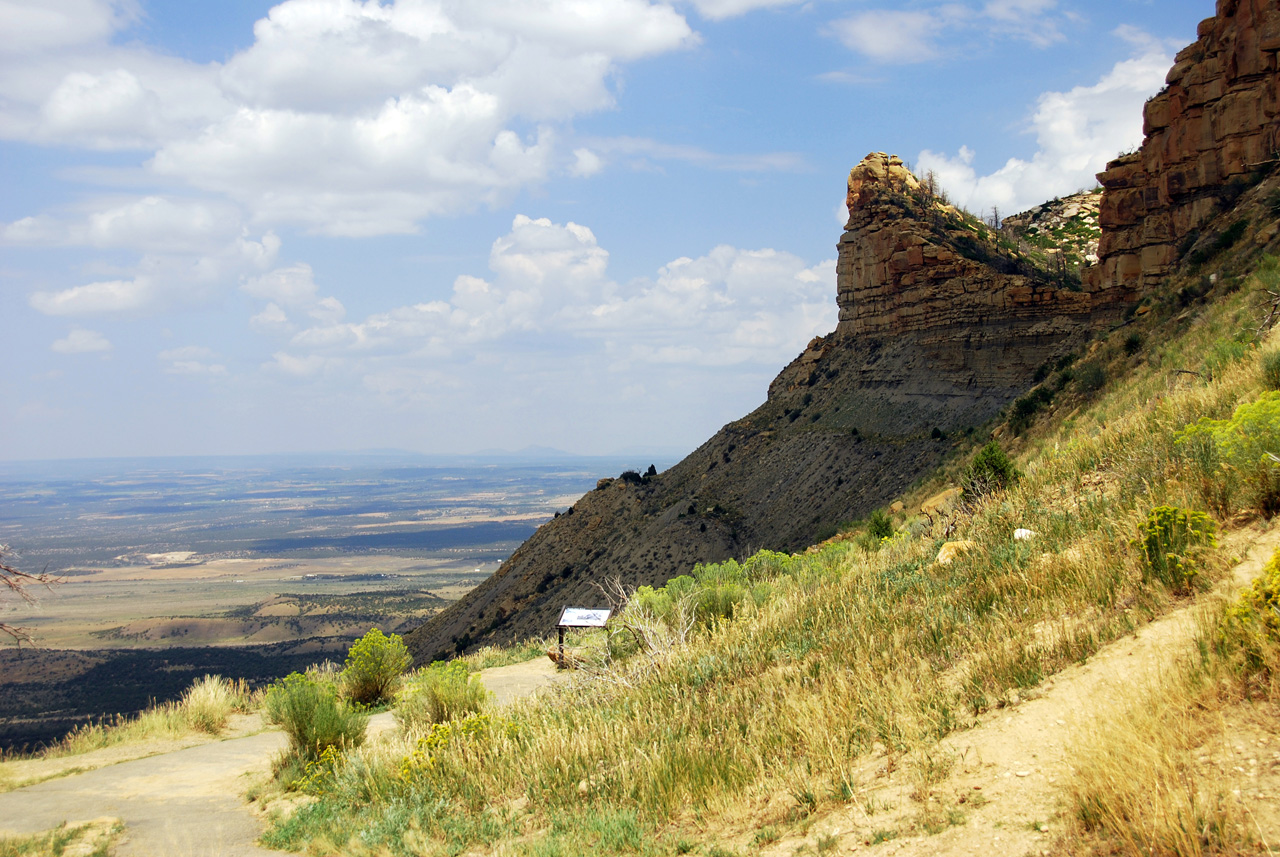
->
xmin=3 ymin=0 xmax=1203 ymax=462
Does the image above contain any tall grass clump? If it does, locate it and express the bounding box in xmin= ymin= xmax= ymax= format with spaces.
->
xmin=180 ymin=674 xmax=249 ymax=734
xmin=1065 ymin=679 xmax=1247 ymax=857
xmin=395 ymin=660 xmax=491 ymax=732
xmin=265 ymin=672 xmax=367 ymax=763
xmin=39 ymin=674 xmax=252 ymax=758
xmin=341 ymin=628 xmax=412 ymax=706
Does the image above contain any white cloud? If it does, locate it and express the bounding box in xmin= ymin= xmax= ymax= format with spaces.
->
xmin=250 ymin=302 xmax=293 ymax=334
xmin=585 ymin=136 xmax=806 ymax=173
xmin=570 ymin=147 xmax=603 ymax=177
xmin=51 ymin=327 xmax=112 ymax=353
xmin=830 ymin=11 xmax=948 ymax=63
xmin=0 ymin=0 xmax=137 ymax=56
xmin=31 ymin=277 xmax=152 ymax=315
xmin=685 ymin=0 xmax=806 ymax=21
xmin=157 ymin=345 xmax=227 ymax=376
xmin=271 ymin=215 xmax=836 ymax=375
xmin=830 ymin=1 xmax=1067 ymax=63
xmin=1 ymin=0 xmax=699 ymax=236
xmin=917 ymin=31 xmax=1172 ymax=215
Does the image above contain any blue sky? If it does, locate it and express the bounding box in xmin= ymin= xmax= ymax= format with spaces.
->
xmin=2 ymin=0 xmax=1207 ymax=461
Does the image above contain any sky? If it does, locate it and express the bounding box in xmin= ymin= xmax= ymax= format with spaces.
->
xmin=1 ymin=0 xmax=1209 ymax=461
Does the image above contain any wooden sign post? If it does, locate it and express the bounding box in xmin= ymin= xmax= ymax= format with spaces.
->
xmin=556 ymin=606 xmax=611 ymax=666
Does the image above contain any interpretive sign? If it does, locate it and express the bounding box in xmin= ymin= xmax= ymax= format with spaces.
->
xmin=558 ymin=607 xmax=611 ymax=628
xmin=553 ymin=606 xmax=611 ymax=667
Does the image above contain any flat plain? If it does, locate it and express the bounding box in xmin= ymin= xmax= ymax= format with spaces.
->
xmin=0 ymin=451 xmax=658 ymax=749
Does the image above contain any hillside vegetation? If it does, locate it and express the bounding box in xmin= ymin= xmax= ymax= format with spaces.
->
xmin=257 ymin=209 xmax=1280 ymax=855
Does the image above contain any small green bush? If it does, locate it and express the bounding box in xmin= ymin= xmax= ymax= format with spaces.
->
xmin=1262 ymin=350 xmax=1280 ymax=390
xmin=1178 ymin=391 xmax=1280 ymax=516
xmin=395 ymin=660 xmax=491 ymax=732
xmin=1221 ymin=547 xmax=1280 ymax=680
xmin=1134 ymin=506 xmax=1217 ymax=593
xmin=265 ymin=672 xmax=367 ymax=761
xmin=868 ymin=509 xmax=894 ymax=540
xmin=341 ymin=628 xmax=412 ymax=705
xmin=1076 ymin=363 xmax=1107 ymax=393
xmin=962 ymin=441 xmax=1020 ymax=498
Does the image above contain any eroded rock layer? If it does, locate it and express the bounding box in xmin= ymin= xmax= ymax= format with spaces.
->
xmin=1092 ymin=0 xmax=1280 ymax=297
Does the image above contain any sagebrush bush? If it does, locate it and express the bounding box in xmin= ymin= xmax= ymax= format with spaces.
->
xmin=1263 ymin=349 xmax=1280 ymax=390
xmin=395 ymin=660 xmax=490 ymax=732
xmin=1221 ymin=547 xmax=1280 ymax=684
xmin=265 ymin=672 xmax=367 ymax=761
xmin=180 ymin=674 xmax=245 ymax=734
xmin=1134 ymin=506 xmax=1217 ymax=593
xmin=341 ymin=628 xmax=412 ymax=705
xmin=961 ymin=441 xmax=1019 ymax=498
xmin=1178 ymin=391 xmax=1280 ymax=516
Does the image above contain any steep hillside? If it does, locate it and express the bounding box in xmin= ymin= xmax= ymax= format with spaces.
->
xmin=405 ymin=154 xmax=1127 ymax=663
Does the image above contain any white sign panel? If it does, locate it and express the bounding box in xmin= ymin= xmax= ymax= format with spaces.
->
xmin=558 ymin=607 xmax=611 ymax=627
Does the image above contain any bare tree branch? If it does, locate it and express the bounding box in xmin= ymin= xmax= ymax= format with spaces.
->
xmin=1 ymin=544 xmax=59 ymax=647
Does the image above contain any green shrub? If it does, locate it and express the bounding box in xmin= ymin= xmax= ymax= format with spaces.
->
xmin=1220 ymin=547 xmax=1280 ymax=680
xmin=1134 ymin=506 xmax=1217 ymax=594
xmin=395 ymin=660 xmax=491 ymax=732
xmin=1178 ymin=391 xmax=1280 ymax=516
xmin=868 ymin=509 xmax=894 ymax=540
xmin=1262 ymin=350 xmax=1280 ymax=390
xmin=961 ymin=441 xmax=1020 ymax=498
xmin=341 ymin=628 xmax=412 ymax=705
xmin=1076 ymin=363 xmax=1107 ymax=393
xmin=265 ymin=672 xmax=367 ymax=761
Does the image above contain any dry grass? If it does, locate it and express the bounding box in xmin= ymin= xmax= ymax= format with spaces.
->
xmin=42 ymin=675 xmax=253 ymax=758
xmin=1062 ymin=580 xmax=1280 ymax=857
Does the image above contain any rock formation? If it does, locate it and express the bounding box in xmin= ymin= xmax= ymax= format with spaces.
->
xmin=1091 ymin=0 xmax=1280 ymax=298
xmin=403 ymin=153 xmax=1104 ymax=664
xmin=1001 ymin=191 xmax=1102 ymax=268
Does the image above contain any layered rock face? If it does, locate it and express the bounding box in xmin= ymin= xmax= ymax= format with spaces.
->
xmin=1092 ymin=0 xmax=1280 ymax=297
xmin=403 ymin=153 xmax=1102 ymax=665
xmin=834 ymin=153 xmax=1098 ymax=391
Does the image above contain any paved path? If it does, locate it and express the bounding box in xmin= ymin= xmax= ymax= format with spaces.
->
xmin=0 ymin=657 xmax=565 ymax=856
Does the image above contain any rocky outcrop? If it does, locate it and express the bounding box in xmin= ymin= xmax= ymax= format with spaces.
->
xmin=835 ymin=153 xmax=1099 ymax=390
xmin=1091 ymin=0 xmax=1280 ymax=297
xmin=1001 ymin=191 xmax=1102 ymax=267
xmin=403 ymin=153 xmax=1105 ymax=665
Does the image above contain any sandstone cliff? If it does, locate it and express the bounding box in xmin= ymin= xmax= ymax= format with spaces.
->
xmin=404 ymin=153 xmax=1108 ymax=664
xmin=1091 ymin=0 xmax=1280 ymax=299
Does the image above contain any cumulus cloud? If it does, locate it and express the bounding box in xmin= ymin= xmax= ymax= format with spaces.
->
xmin=263 ymin=214 xmax=836 ymax=380
xmin=1 ymin=0 xmax=702 ymax=235
xmin=51 ymin=327 xmax=112 ymax=353
xmin=20 ymin=201 xmax=281 ymax=316
xmin=830 ymin=0 xmax=1067 ymax=63
xmin=916 ymin=30 xmax=1173 ymax=215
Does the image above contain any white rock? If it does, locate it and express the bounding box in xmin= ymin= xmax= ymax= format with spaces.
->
xmin=1014 ymin=528 xmax=1036 ymax=541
